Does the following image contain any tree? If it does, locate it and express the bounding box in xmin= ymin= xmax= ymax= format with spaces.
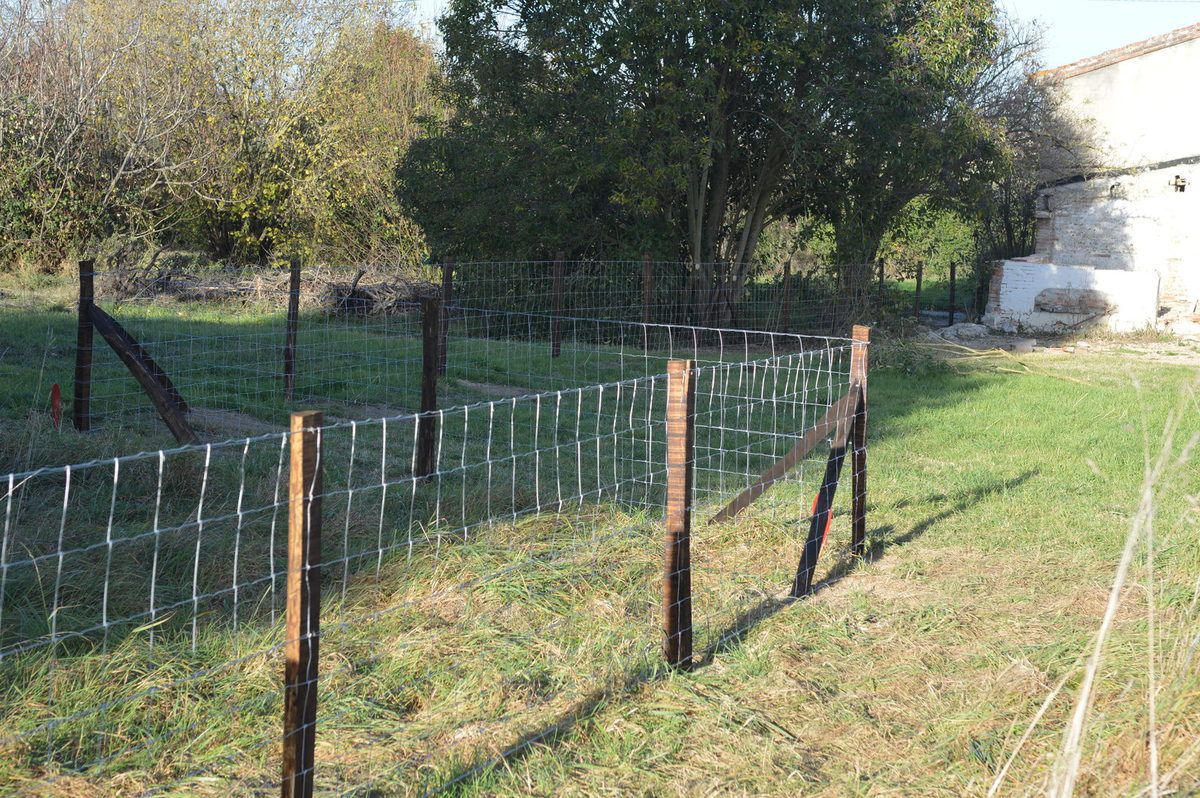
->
xmin=971 ymin=13 xmax=1101 ymax=263
xmin=0 ymin=0 xmax=439 ymax=270
xmin=401 ymin=0 xmax=1002 ymax=323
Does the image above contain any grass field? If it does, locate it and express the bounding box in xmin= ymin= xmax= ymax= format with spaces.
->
xmin=0 ymin=278 xmax=1197 ymax=796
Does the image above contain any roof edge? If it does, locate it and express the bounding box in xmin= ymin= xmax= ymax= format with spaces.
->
xmin=1035 ymin=21 xmax=1200 ymax=82
xmin=1039 ymin=153 xmax=1200 ymax=191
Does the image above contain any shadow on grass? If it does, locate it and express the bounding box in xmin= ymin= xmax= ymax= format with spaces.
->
xmin=428 ymin=469 xmax=1040 ymax=794
xmin=811 ymin=468 xmax=1040 ymax=594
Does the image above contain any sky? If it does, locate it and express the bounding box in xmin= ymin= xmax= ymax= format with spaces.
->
xmin=409 ymin=0 xmax=1200 ymax=68
xmin=1001 ymin=0 xmax=1200 ymax=68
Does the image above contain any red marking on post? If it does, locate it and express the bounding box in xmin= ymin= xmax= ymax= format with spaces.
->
xmin=50 ymin=384 xmax=62 ymax=430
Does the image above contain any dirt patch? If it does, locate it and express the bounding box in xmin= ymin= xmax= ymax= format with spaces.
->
xmin=457 ymin=380 xmax=532 ymax=399
xmin=187 ymin=408 xmax=283 ymax=439
xmin=325 ymin=402 xmax=412 ymax=423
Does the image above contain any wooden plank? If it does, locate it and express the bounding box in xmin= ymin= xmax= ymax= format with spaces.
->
xmin=791 ymin=411 xmax=853 ymax=598
xmin=551 ymin=253 xmax=564 ymax=358
xmin=416 ymin=298 xmax=439 ymax=478
xmin=708 ymin=388 xmax=858 ymax=525
xmin=282 ymin=410 xmax=322 ymax=798
xmin=438 ymin=260 xmax=453 ymax=375
xmin=73 ymin=260 xmax=94 ymax=432
xmin=87 ymin=304 xmax=198 ymax=444
xmin=284 ymin=259 xmax=300 ymax=401
xmin=664 ymin=360 xmax=695 ymax=669
xmin=850 ymin=326 xmax=870 ymax=556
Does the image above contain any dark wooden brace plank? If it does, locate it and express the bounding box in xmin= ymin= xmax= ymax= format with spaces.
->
xmin=790 ymin=393 xmax=859 ymax=597
xmin=88 ymin=304 xmax=198 ymax=444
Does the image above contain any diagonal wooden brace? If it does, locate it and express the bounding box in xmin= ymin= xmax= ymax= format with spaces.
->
xmin=709 ymin=386 xmax=859 ymax=525
xmin=88 ymin=304 xmax=198 ymax=444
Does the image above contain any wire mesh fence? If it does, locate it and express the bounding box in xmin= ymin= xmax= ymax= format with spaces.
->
xmin=74 ymin=259 xmax=864 ymax=444
xmin=445 ymin=258 xmax=871 ymax=333
xmin=0 ymin=326 xmax=868 ymax=795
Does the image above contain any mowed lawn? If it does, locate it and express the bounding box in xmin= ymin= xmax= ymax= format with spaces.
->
xmin=0 ymin=278 xmax=1197 ymax=796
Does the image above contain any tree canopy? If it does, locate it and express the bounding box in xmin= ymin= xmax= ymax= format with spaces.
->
xmin=399 ymin=0 xmax=1002 ymax=319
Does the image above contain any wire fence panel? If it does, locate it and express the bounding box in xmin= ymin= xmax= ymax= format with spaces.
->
xmin=9 ymin=267 xmax=866 ymax=795
xmin=447 ymin=259 xmax=871 ymax=333
xmin=77 ymin=258 xmax=857 ymax=443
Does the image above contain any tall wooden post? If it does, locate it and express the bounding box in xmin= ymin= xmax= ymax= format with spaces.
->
xmin=913 ymin=262 xmax=923 ymax=322
xmin=877 ymin=260 xmax=885 ymax=294
xmin=946 ymin=262 xmax=957 ymax=327
xmin=551 ymin=252 xmax=564 ymax=358
xmin=850 ymin=326 xmax=870 ymax=557
xmin=438 ymin=260 xmax=453 ymax=375
xmin=73 ymin=259 xmax=95 ymax=432
xmin=641 ymin=253 xmax=654 ymax=349
xmin=664 ymin=360 xmax=695 ymax=669
xmin=284 ymin=259 xmax=301 ymax=401
xmin=416 ymin=298 xmax=439 ymax=479
xmin=780 ymin=258 xmax=794 ymax=333
xmin=283 ymin=410 xmax=322 ymax=798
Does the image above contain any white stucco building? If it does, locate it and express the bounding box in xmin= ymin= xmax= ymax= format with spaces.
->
xmin=984 ymin=23 xmax=1200 ymax=336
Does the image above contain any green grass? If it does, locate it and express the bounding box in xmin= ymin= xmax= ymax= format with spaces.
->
xmin=0 ymin=282 xmax=1197 ymax=796
xmin=889 ymin=277 xmax=968 ymax=314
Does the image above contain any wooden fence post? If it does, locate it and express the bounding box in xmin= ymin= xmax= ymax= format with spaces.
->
xmin=664 ymin=360 xmax=695 ymax=669
xmin=913 ymin=262 xmax=923 ymax=322
xmin=439 ymin=260 xmax=453 ymax=375
xmin=642 ymin=253 xmax=654 ymax=349
xmin=946 ymin=262 xmax=957 ymax=327
xmin=551 ymin=252 xmax=564 ymax=358
xmin=73 ymin=259 xmax=94 ymax=432
xmin=284 ymin=259 xmax=301 ymax=401
xmin=416 ymin=298 xmax=439 ymax=478
xmin=850 ymin=326 xmax=870 ymax=557
xmin=780 ymin=258 xmax=793 ymax=333
xmin=283 ymin=410 xmax=322 ymax=798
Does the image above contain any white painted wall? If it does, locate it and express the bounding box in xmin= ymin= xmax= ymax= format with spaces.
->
xmin=1060 ymin=35 xmax=1200 ymax=167
xmin=983 ymin=260 xmax=1160 ymax=333
xmin=1040 ymin=164 xmax=1199 ymax=306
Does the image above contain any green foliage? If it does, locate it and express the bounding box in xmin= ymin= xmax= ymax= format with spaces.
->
xmin=0 ymin=1 xmax=440 ymax=271
xmin=878 ymin=197 xmax=977 ymax=281
xmin=401 ymin=0 xmax=1003 ymax=309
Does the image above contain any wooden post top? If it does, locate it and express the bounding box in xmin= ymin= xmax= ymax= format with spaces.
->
xmin=852 ymin=325 xmax=871 ymax=343
xmin=291 ymin=410 xmax=323 ymax=433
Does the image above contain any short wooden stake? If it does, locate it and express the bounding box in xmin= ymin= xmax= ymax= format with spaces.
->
xmin=416 ymin=298 xmax=439 ymax=478
xmin=664 ymin=360 xmax=695 ymax=669
xmin=282 ymin=410 xmax=322 ymax=798
xmin=284 ymin=259 xmax=301 ymax=401
xmin=780 ymin=258 xmax=793 ymax=333
xmin=439 ymin=260 xmax=453 ymax=375
xmin=73 ymin=259 xmax=94 ymax=432
xmin=850 ymin=326 xmax=870 ymax=557
xmin=946 ymin=262 xmax=957 ymax=327
xmin=551 ymin=252 xmax=564 ymax=358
